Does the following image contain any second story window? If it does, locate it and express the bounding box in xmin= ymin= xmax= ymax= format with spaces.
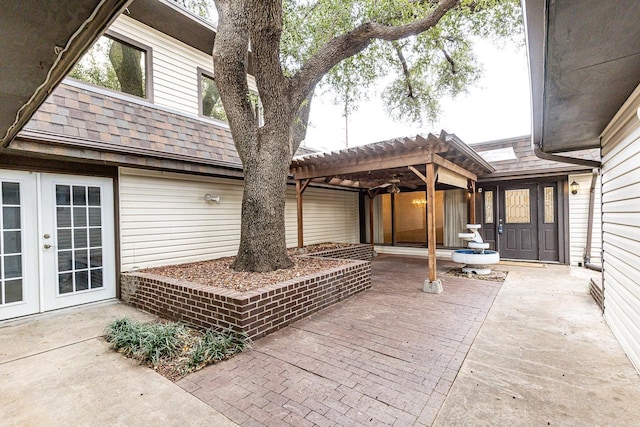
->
xmin=69 ymin=33 xmax=151 ymax=99
xmin=199 ymin=72 xmax=227 ymax=122
xmin=199 ymin=69 xmax=263 ymax=125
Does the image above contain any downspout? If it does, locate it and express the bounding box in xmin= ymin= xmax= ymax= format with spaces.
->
xmin=584 ymin=168 xmax=602 ymax=271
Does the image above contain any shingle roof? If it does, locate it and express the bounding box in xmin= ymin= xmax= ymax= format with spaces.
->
xmin=13 ymin=82 xmax=315 ymax=173
xmin=471 ymin=135 xmax=600 ymax=180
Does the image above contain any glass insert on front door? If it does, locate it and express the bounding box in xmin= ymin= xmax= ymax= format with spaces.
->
xmin=0 ymin=182 xmax=23 ymax=305
xmin=505 ymin=189 xmax=531 ymax=223
xmin=56 ymin=185 xmax=103 ymax=295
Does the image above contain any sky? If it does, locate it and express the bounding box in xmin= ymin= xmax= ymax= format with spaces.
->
xmin=303 ymin=39 xmax=531 ymax=152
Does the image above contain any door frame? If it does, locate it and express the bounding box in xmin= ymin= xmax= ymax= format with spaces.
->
xmin=476 ymin=176 xmax=568 ymax=263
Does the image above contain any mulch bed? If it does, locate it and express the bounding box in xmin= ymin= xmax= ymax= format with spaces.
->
xmin=444 ymin=268 xmax=508 ymax=282
xmin=142 ymin=255 xmax=349 ymax=293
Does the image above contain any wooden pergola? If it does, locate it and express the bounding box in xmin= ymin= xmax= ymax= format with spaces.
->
xmin=290 ymin=131 xmax=495 ymax=292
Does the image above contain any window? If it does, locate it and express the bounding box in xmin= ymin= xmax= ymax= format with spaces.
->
xmin=505 ymin=189 xmax=531 ymax=224
xmin=198 ymin=69 xmax=263 ymax=124
xmin=68 ymin=33 xmax=150 ymax=99
xmin=484 ymin=190 xmax=494 ymax=224
xmin=544 ymin=187 xmax=555 ymax=223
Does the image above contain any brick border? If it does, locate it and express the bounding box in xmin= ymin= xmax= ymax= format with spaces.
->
xmin=305 ymin=243 xmax=374 ymax=261
xmin=121 ymin=257 xmax=371 ymax=340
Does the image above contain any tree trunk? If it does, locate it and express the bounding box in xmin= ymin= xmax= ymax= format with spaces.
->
xmin=231 ymin=126 xmax=294 ymax=271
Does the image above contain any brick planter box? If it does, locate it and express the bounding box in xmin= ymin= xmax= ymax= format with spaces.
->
xmin=121 ymin=258 xmax=371 ymax=340
xmin=305 ymin=243 xmax=374 ymax=261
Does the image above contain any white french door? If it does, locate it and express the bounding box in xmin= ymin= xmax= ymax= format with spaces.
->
xmin=0 ymin=171 xmax=115 ymax=321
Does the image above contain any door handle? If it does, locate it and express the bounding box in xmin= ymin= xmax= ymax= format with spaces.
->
xmin=43 ymin=244 xmax=52 ymax=249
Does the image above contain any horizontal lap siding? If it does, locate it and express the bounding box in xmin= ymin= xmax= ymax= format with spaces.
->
xmin=109 ymin=15 xmax=256 ymax=117
xmin=119 ymin=169 xmax=360 ymax=270
xmin=601 ymin=84 xmax=640 ymax=372
xmin=568 ymin=173 xmax=602 ymax=266
xmin=284 ymin=186 xmax=360 ymax=248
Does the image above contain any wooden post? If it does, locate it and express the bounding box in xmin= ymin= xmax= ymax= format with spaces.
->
xmin=296 ymin=180 xmax=303 ymax=249
xmin=369 ymin=195 xmax=375 ymax=246
xmin=426 ymin=163 xmax=437 ymax=282
xmin=469 ymin=179 xmax=477 ymax=224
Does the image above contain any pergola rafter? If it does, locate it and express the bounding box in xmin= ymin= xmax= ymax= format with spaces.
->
xmin=290 ymin=131 xmax=494 ymax=291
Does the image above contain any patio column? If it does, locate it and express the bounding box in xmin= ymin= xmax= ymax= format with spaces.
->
xmin=369 ymin=194 xmax=375 ymax=247
xmin=296 ymin=179 xmax=311 ymax=249
xmin=296 ymin=180 xmax=304 ymax=248
xmin=468 ymin=179 xmax=477 ymax=224
xmin=425 ymin=163 xmax=440 ymax=286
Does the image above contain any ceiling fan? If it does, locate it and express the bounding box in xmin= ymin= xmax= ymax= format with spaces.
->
xmin=370 ymin=175 xmax=402 ymax=193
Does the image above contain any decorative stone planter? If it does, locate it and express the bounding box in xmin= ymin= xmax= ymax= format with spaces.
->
xmin=121 ymin=257 xmax=371 ymax=340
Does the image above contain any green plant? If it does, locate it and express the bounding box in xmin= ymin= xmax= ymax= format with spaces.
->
xmin=188 ymin=328 xmax=251 ymax=369
xmin=104 ymin=318 xmax=187 ymax=365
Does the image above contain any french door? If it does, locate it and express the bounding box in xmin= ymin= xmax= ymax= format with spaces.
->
xmin=0 ymin=171 xmax=115 ymax=320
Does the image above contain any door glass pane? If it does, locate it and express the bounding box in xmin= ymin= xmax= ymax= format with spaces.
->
xmin=58 ymin=229 xmax=72 ymax=250
xmin=88 ymin=187 xmax=101 ymax=206
xmin=505 ymin=189 xmax=530 ymax=224
xmin=74 ymin=229 xmax=87 ymax=248
xmin=57 ymin=207 xmax=71 ymax=227
xmin=74 ymin=250 xmax=88 ymax=270
xmin=1 ymin=181 xmax=23 ymax=306
xmin=58 ymin=251 xmax=73 ymax=272
xmin=484 ymin=191 xmax=494 ymax=224
xmin=75 ymin=271 xmax=89 ymax=291
xmin=2 ymin=182 xmax=20 ymax=205
xmin=5 ymin=279 xmax=23 ymax=304
xmin=59 ymin=273 xmax=73 ymax=294
xmin=56 ymin=185 xmax=71 ymax=205
xmin=73 ymin=207 xmax=87 ymax=227
xmin=88 ymin=208 xmax=101 ymax=226
xmin=91 ymin=269 xmax=103 ymax=288
xmin=90 ymin=249 xmax=102 ymax=268
xmin=544 ymin=187 xmax=555 ymax=223
xmin=3 ymin=207 xmax=20 ymax=229
xmin=4 ymin=255 xmax=21 ymax=279
xmin=89 ymin=228 xmax=102 ymax=247
xmin=73 ymin=186 xmax=86 ymax=205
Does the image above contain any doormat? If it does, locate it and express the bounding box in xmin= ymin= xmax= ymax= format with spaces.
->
xmin=444 ymin=268 xmax=508 ymax=282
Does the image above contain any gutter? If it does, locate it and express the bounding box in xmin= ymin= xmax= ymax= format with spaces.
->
xmin=584 ymin=168 xmax=602 ymax=271
xmin=533 ymin=145 xmax=601 ymax=168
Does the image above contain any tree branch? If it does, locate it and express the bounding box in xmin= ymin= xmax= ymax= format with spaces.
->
xmin=440 ymin=47 xmax=456 ymax=74
xmin=291 ymin=0 xmax=460 ymax=107
xmin=392 ymin=41 xmax=415 ymax=99
xmin=289 ymin=89 xmax=315 ymax=156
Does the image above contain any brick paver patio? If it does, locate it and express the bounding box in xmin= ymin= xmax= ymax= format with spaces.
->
xmin=177 ymin=255 xmax=502 ymax=426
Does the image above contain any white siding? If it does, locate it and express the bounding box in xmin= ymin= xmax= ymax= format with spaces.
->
xmin=601 ymin=83 xmax=640 ymax=373
xmin=119 ymin=168 xmax=359 ymax=270
xmin=108 ymin=15 xmax=256 ymax=117
xmin=568 ymin=173 xmax=602 ymax=266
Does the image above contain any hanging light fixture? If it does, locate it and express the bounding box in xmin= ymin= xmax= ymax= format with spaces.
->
xmin=388 ymin=183 xmax=400 ymax=193
xmin=570 ymin=180 xmax=579 ymax=195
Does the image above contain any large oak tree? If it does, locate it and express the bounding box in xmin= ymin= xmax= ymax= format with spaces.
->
xmin=212 ymin=0 xmax=520 ymax=272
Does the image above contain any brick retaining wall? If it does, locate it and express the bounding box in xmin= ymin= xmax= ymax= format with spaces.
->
xmin=121 ymin=258 xmax=371 ymax=340
xmin=306 ymin=244 xmax=374 ymax=261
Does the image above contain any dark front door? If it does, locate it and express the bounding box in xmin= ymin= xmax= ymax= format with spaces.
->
xmin=498 ymin=184 xmax=539 ymax=260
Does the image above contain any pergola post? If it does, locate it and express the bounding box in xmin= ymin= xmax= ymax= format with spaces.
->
xmin=424 ymin=163 xmax=442 ymax=293
xmin=468 ymin=179 xmax=477 ymax=224
xmin=369 ymin=195 xmax=375 ymax=247
xmin=296 ymin=179 xmax=303 ymax=249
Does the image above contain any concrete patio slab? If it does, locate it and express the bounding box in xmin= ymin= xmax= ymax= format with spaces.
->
xmin=434 ymin=264 xmax=640 ymax=426
xmin=0 ymin=301 xmax=236 ymax=426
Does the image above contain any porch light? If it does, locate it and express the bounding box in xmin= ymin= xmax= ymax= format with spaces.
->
xmin=388 ymin=183 xmax=401 ymax=194
xmin=570 ymin=181 xmax=579 ymax=195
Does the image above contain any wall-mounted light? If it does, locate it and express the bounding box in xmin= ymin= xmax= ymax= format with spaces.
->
xmin=204 ymin=194 xmax=220 ymax=203
xmin=570 ymin=181 xmax=579 ymax=195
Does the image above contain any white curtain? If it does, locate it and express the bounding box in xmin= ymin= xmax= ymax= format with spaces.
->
xmin=444 ymin=189 xmax=468 ymax=247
